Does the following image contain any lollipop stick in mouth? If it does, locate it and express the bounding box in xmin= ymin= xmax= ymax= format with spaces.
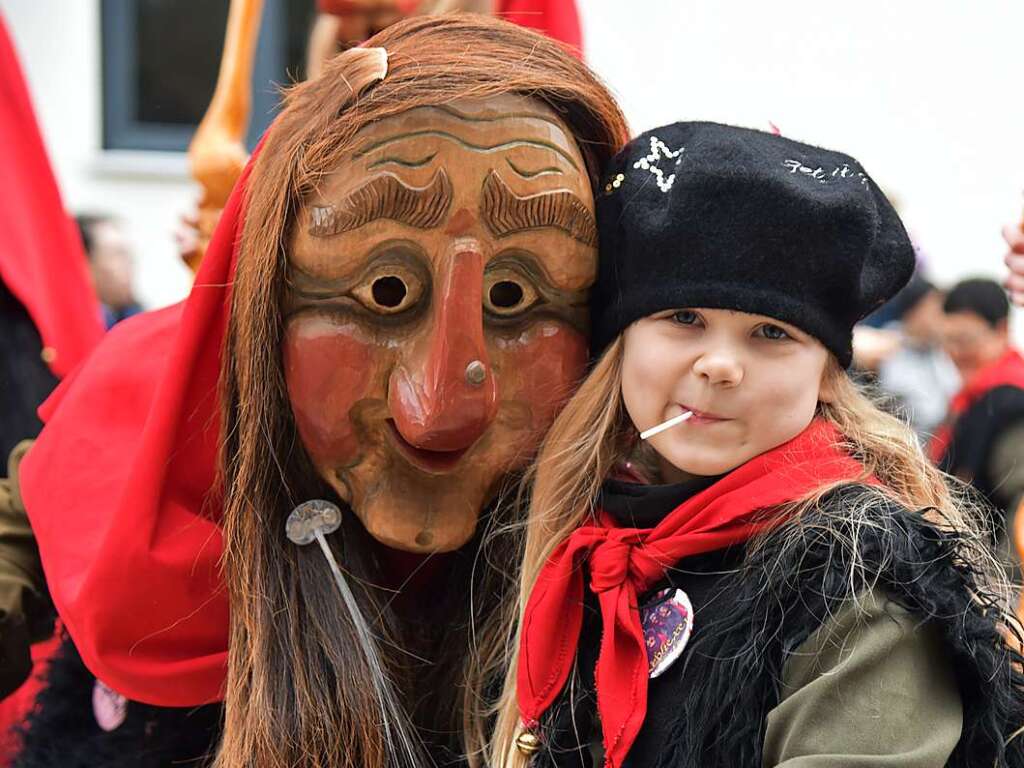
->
xmin=640 ymin=410 xmax=694 ymax=441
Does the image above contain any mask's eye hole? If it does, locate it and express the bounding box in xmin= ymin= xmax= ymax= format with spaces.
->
xmin=372 ymin=276 xmax=407 ymax=308
xmin=351 ymin=266 xmax=423 ymax=315
xmin=490 ymin=281 xmax=523 ymax=309
xmin=484 ymin=270 xmax=540 ymax=317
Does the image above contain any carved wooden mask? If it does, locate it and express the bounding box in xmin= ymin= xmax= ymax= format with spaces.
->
xmin=283 ymin=94 xmax=597 ymax=552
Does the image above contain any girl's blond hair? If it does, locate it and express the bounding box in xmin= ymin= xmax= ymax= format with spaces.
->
xmin=486 ymin=340 xmax=1014 ymax=768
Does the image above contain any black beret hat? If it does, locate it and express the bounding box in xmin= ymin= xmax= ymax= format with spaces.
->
xmin=591 ymin=121 xmax=915 ymax=367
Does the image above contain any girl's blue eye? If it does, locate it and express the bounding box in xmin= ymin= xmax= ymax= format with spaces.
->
xmin=671 ymin=310 xmax=699 ymax=326
xmin=757 ymin=323 xmax=791 ymax=341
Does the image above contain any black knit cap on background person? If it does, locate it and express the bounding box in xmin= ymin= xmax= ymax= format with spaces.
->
xmin=591 ymin=121 xmax=916 ymax=367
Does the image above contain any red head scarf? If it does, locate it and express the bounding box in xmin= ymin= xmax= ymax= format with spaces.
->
xmin=0 ymin=13 xmax=103 ymax=377
xmin=17 ymin=146 xmax=262 ymax=706
xmin=516 ymin=420 xmax=868 ymax=768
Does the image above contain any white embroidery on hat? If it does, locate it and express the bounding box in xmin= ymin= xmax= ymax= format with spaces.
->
xmin=782 ymin=159 xmax=868 ymax=186
xmin=634 ymin=136 xmax=685 ymax=193
xmin=831 ymin=163 xmax=869 ymax=185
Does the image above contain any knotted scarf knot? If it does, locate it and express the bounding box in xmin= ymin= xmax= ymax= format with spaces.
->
xmin=587 ymin=530 xmax=643 ymax=593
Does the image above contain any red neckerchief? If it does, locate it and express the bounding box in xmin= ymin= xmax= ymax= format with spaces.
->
xmin=927 ymin=348 xmax=1024 ymax=464
xmin=516 ymin=420 xmax=867 ymax=768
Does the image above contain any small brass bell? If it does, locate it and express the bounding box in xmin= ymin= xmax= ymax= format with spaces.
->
xmin=515 ymin=730 xmax=541 ymax=755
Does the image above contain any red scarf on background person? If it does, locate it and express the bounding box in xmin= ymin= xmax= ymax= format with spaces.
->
xmin=927 ymin=348 xmax=1024 ymax=464
xmin=18 ymin=142 xmax=263 ymax=707
xmin=516 ymin=420 xmax=868 ymax=768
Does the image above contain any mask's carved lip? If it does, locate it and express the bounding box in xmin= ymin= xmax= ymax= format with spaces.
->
xmin=384 ymin=419 xmax=471 ymax=475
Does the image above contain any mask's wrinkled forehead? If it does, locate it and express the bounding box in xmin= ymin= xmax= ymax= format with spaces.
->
xmin=352 ymin=101 xmax=585 ymax=176
xmin=304 ymin=96 xmax=596 ymax=246
xmin=290 ymin=95 xmax=598 ymax=299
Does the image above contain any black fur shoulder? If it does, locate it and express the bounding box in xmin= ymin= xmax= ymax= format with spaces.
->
xmin=656 ymin=485 xmax=1024 ymax=768
xmin=12 ymin=632 xmax=222 ymax=767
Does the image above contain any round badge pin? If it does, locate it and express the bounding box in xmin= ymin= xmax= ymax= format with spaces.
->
xmin=640 ymin=587 xmax=694 ymax=678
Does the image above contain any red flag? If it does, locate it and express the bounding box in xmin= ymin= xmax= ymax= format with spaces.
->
xmin=0 ymin=13 xmax=103 ymax=378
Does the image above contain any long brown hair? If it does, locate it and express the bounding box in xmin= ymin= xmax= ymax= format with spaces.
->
xmin=489 ymin=346 xmax=1014 ymax=767
xmin=215 ymin=14 xmax=627 ymax=768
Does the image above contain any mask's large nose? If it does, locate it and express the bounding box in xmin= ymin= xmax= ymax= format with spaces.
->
xmin=388 ymin=242 xmax=498 ymax=451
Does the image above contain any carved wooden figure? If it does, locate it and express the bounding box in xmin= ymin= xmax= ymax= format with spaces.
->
xmin=186 ymin=0 xmax=264 ymax=272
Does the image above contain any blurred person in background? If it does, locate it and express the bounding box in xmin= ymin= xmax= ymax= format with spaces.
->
xmin=0 ymin=287 xmax=57 ymax=464
xmin=929 ymin=278 xmax=1024 ymax=573
xmin=870 ymin=273 xmax=960 ymax=442
xmin=75 ymin=214 xmax=143 ymax=328
xmin=307 ymin=0 xmax=582 ymax=78
xmin=850 ymin=198 xmax=961 ymax=441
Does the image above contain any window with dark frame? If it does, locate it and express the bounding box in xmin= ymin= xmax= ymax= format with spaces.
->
xmin=101 ymin=0 xmax=315 ymax=153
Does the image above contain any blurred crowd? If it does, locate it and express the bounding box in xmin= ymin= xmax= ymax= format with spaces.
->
xmin=854 ymin=269 xmax=1024 ymax=575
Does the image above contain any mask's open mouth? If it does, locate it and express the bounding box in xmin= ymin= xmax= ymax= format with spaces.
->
xmin=385 ymin=420 xmax=471 ymax=475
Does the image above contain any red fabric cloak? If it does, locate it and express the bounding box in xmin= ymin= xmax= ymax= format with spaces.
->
xmin=0 ymin=13 xmax=103 ymax=379
xmin=17 ymin=149 xmax=261 ymax=707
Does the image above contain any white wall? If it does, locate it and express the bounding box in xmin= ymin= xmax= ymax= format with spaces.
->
xmin=580 ymin=1 xmax=1024 ymax=290
xmin=3 ymin=1 xmax=1023 ymax=311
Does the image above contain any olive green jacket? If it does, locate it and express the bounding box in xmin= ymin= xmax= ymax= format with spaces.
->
xmin=764 ymin=590 xmax=961 ymax=766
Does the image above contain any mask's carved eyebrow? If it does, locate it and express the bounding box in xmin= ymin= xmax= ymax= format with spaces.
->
xmin=368 ymin=151 xmax=437 ymax=171
xmin=481 ymin=171 xmax=597 ymax=247
xmin=309 ymin=169 xmax=452 ymax=237
xmin=507 ymin=158 xmax=563 ymax=179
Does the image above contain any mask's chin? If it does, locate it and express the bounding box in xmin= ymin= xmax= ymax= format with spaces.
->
xmin=331 ymin=473 xmax=483 ymax=553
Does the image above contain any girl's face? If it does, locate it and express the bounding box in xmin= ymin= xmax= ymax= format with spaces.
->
xmin=621 ymin=308 xmax=833 ymax=479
